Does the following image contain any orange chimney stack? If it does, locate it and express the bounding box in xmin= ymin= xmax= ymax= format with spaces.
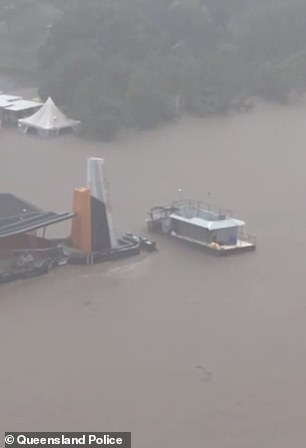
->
xmin=71 ymin=187 xmax=91 ymax=254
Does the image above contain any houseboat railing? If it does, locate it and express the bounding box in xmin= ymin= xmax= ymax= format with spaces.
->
xmin=238 ymin=231 xmax=256 ymax=245
xmin=171 ymin=199 xmax=233 ymax=219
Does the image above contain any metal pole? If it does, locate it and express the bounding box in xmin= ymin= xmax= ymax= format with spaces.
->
xmin=178 ymin=188 xmax=183 ymax=202
xmin=207 ymin=192 xmax=211 ymax=211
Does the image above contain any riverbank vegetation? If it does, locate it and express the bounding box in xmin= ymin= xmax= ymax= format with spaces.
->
xmin=1 ymin=0 xmax=306 ymax=140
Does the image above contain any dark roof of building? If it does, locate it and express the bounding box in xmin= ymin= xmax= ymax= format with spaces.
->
xmin=0 ymin=193 xmax=74 ymax=239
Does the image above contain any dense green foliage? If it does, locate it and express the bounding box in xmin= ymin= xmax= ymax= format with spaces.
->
xmin=2 ymin=0 xmax=306 ymax=139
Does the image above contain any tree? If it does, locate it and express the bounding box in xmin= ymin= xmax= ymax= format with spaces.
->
xmin=125 ymin=62 xmax=177 ymax=129
xmin=29 ymin=0 xmax=306 ymax=138
xmin=0 ymin=0 xmax=60 ymax=73
xmin=72 ymin=75 xmax=124 ymax=141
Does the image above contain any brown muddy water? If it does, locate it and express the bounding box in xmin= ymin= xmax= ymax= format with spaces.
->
xmin=1 ymin=104 xmax=306 ymax=447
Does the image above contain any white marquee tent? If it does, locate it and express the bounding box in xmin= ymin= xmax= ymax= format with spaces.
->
xmin=18 ymin=97 xmax=80 ymax=137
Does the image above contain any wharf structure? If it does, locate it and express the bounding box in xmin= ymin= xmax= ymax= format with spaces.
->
xmin=68 ymin=157 xmax=142 ymax=264
xmin=0 ymin=158 xmax=154 ymax=284
xmin=0 ymin=193 xmax=74 ymax=283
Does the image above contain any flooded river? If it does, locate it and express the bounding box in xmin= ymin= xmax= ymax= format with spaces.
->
xmin=1 ymin=103 xmax=306 ymax=447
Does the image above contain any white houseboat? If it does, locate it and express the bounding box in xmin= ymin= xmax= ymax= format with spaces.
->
xmin=146 ymin=199 xmax=256 ymax=255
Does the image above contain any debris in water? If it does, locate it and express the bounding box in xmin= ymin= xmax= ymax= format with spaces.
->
xmin=195 ymin=365 xmax=213 ymax=382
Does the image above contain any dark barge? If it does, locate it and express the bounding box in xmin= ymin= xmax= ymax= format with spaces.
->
xmin=68 ymin=157 xmax=156 ymax=265
xmin=66 ymin=234 xmax=155 ymax=265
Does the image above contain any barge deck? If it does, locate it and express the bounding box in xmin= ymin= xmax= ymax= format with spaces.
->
xmin=171 ymin=233 xmax=256 ymax=255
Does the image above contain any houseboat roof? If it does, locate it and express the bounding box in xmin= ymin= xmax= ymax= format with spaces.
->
xmin=170 ymin=213 xmax=245 ymax=230
xmin=0 ymin=193 xmax=74 ymax=239
xmin=4 ymin=99 xmax=42 ymax=112
xmin=0 ymin=94 xmax=22 ymax=108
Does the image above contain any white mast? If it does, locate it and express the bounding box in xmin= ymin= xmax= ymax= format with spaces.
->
xmin=86 ymin=157 xmax=118 ymax=249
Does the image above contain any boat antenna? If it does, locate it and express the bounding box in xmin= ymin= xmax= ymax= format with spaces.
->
xmin=178 ymin=187 xmax=183 ymax=202
xmin=207 ymin=191 xmax=211 ymax=210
